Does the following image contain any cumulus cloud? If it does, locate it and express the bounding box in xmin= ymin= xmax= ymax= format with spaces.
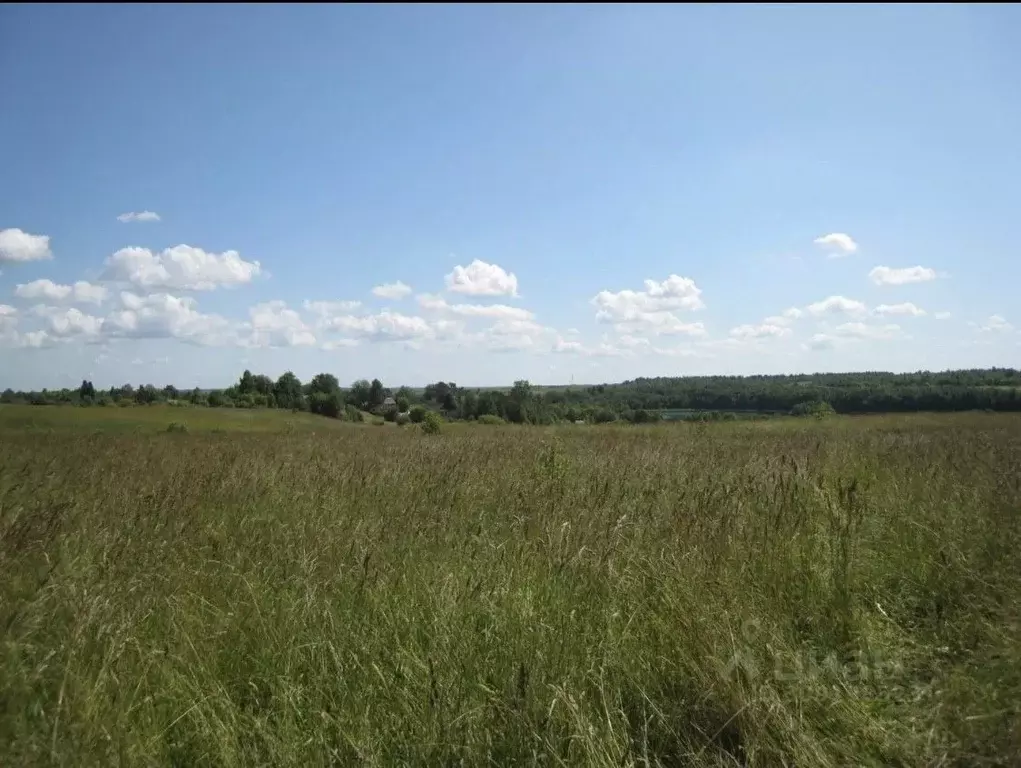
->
xmin=0 ymin=304 xmax=17 ymax=330
xmin=33 ymin=306 xmax=105 ymax=340
xmin=371 ymin=281 xmax=412 ymax=300
xmin=551 ymin=336 xmax=624 ymax=357
xmin=18 ymin=330 xmax=51 ymax=348
xmin=417 ymin=293 xmax=534 ymax=321
xmin=116 ymin=211 xmax=161 ymax=223
xmin=0 ymin=306 xmax=56 ymax=350
xmin=976 ymin=314 xmax=1013 ymax=333
xmin=104 ymin=291 xmax=235 ymax=345
xmin=0 ymin=228 xmax=53 ymax=263
xmin=834 ymin=322 xmax=903 ymax=340
xmin=15 ymin=279 xmax=108 ymax=305
xmin=318 ymin=309 xmax=438 ymax=342
xmin=873 ymin=302 xmax=926 ymax=317
xmin=806 ymin=333 xmax=835 ymax=350
xmin=806 ymin=295 xmax=868 ymax=318
xmin=591 ymin=275 xmax=705 ymax=336
xmin=304 ymin=299 xmax=362 ymax=316
xmin=868 ymin=265 xmax=937 ymax=286
xmin=813 ymin=233 xmax=858 ymax=256
xmin=763 ymin=307 xmax=803 ymax=325
xmin=445 ymin=259 xmax=519 ymax=297
xmin=244 ymin=300 xmax=316 ymax=348
xmin=104 ymin=245 xmax=261 ymax=290
xmin=729 ymin=323 xmax=792 ymax=340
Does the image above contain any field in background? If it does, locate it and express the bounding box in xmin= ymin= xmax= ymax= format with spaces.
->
xmin=2 ymin=408 xmax=1019 ymax=765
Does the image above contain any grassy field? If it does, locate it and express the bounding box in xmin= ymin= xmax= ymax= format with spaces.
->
xmin=1 ymin=405 xmax=1019 ymax=766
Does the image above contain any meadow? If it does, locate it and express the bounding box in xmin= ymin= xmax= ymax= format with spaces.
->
xmin=1 ymin=405 xmax=1019 ymax=766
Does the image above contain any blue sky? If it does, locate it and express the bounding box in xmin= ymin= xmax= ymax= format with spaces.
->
xmin=2 ymin=4 xmax=1019 ymax=390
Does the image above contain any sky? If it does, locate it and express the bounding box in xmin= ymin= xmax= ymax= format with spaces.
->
xmin=2 ymin=4 xmax=1020 ymax=390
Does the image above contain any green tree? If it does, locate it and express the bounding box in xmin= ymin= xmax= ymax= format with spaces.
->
xmin=135 ymin=384 xmax=160 ymax=405
xmin=348 ymin=379 xmax=371 ymax=407
xmin=309 ymin=372 xmax=340 ymax=396
xmin=369 ymin=378 xmax=385 ymax=408
xmin=274 ymin=371 xmax=305 ymax=410
xmin=238 ymin=369 xmax=256 ymax=395
xmin=78 ymin=379 xmax=96 ymax=402
xmin=409 ymin=405 xmax=427 ymax=423
xmin=309 ymin=391 xmax=343 ymax=418
xmin=252 ymin=374 xmax=274 ymax=397
xmin=396 ymin=395 xmax=410 ymax=412
xmin=421 ymin=410 xmax=443 ymax=434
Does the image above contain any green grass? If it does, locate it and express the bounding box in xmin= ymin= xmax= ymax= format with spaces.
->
xmin=0 ymin=403 xmax=348 ymax=433
xmin=2 ymin=409 xmax=1019 ymax=766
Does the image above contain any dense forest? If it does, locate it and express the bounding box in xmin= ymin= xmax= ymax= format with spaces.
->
xmin=3 ymin=368 xmax=1020 ymax=424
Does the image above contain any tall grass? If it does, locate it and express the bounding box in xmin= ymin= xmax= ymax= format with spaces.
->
xmin=1 ymin=412 xmax=1019 ymax=766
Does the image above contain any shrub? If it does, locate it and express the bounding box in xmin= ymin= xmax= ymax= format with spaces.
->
xmin=409 ymin=405 xmax=427 ymax=424
xmin=477 ymin=414 xmax=506 ymax=426
xmin=344 ymin=404 xmax=364 ymax=423
xmin=309 ymin=391 xmax=343 ymax=419
xmin=792 ymin=400 xmax=836 ymax=418
xmin=421 ymin=410 xmax=443 ymax=435
xmin=165 ymin=422 xmax=188 ymax=434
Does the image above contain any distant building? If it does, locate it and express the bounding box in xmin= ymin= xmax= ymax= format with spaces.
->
xmin=382 ymin=396 xmax=397 ymax=412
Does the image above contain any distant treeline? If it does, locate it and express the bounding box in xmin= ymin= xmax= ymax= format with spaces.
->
xmin=3 ymin=367 xmax=1020 ymax=424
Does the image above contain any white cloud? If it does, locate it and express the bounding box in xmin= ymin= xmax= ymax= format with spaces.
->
xmin=445 ymin=259 xmax=519 ymax=297
xmin=0 ymin=304 xmax=17 ymax=330
xmin=15 ymin=279 xmax=107 ymax=305
xmin=834 ymin=322 xmax=903 ymax=340
xmin=813 ymin=233 xmax=858 ymax=256
xmin=0 ymin=228 xmax=53 ymax=263
xmin=592 ymin=275 xmax=705 ymax=336
xmin=19 ymin=330 xmax=51 ymax=348
xmin=244 ymin=300 xmax=316 ymax=348
xmin=933 ymin=311 xmax=952 ymax=320
xmin=729 ymin=323 xmax=792 ymax=339
xmin=806 ymin=295 xmax=869 ymax=318
xmin=104 ymin=245 xmax=261 ymax=290
xmin=33 ymin=306 xmax=105 ymax=340
xmin=552 ymin=337 xmax=584 ymax=354
xmin=976 ymin=314 xmax=1013 ymax=333
xmin=417 ymin=293 xmax=534 ymax=321
xmin=552 ymin=336 xmax=625 ymax=357
xmin=318 ymin=310 xmax=437 ymax=342
xmin=868 ymin=265 xmax=937 ymax=286
xmin=614 ymin=313 xmax=707 ymax=336
xmin=105 ymin=291 xmax=234 ymax=345
xmin=371 ymin=281 xmax=412 ymax=300
xmin=303 ymin=299 xmax=362 ymax=316
xmin=806 ymin=333 xmax=835 ymax=351
xmin=116 ymin=211 xmax=161 ymax=223
xmin=873 ymin=302 xmax=926 ymax=317
xmin=763 ymin=307 xmax=803 ymax=325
